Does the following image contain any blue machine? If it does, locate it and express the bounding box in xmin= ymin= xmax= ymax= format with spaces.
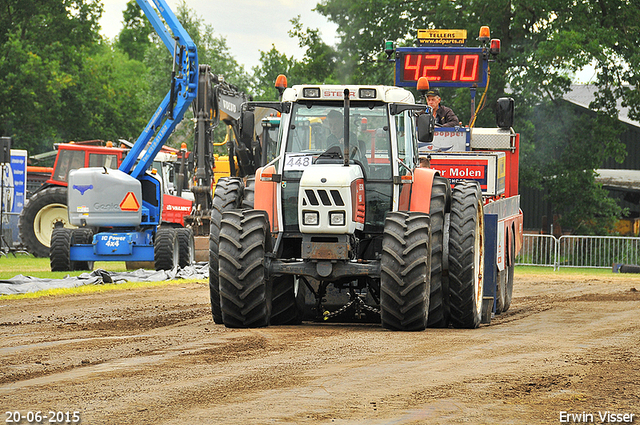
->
xmin=50 ymin=0 xmax=198 ymax=271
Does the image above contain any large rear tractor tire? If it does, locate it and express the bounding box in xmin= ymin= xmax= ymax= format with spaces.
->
xmin=154 ymin=228 xmax=179 ymax=271
xmin=19 ymin=186 xmax=75 ymax=258
xmin=271 ymin=275 xmax=305 ymax=325
xmin=448 ymin=181 xmax=485 ymax=329
xmin=428 ymin=176 xmax=449 ymax=328
xmin=50 ymin=227 xmax=73 ymax=272
xmin=219 ymin=210 xmax=272 ymax=328
xmin=208 ymin=177 xmax=243 ymax=324
xmin=380 ymin=211 xmax=431 ymax=331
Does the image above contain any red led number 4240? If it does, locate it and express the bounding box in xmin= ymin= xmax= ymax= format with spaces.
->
xmin=402 ymin=53 xmax=480 ymax=83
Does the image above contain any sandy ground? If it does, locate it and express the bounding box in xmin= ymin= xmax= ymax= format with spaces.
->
xmin=1 ymin=272 xmax=639 ymax=425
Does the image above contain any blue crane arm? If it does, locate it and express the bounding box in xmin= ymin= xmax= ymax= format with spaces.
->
xmin=119 ymin=0 xmax=198 ymax=179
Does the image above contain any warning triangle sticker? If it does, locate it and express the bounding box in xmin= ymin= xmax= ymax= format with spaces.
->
xmin=120 ymin=192 xmax=140 ymax=211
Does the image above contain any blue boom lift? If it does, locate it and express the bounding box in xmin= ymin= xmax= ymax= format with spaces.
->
xmin=49 ymin=0 xmax=198 ymax=271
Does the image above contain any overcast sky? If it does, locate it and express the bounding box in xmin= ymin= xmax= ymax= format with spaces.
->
xmin=99 ymin=0 xmax=339 ymax=71
xmin=99 ymin=0 xmax=597 ymax=83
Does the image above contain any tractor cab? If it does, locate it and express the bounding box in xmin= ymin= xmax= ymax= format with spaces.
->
xmin=209 ymin=82 xmax=445 ymax=330
xmin=257 ymin=84 xmax=432 ymax=238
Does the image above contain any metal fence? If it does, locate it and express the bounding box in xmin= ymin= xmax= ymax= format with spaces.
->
xmin=516 ymin=234 xmax=640 ymax=270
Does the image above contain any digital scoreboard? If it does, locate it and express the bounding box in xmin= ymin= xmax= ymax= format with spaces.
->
xmin=394 ymin=47 xmax=488 ymax=88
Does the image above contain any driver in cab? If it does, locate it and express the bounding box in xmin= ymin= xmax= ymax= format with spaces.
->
xmin=426 ymin=88 xmax=460 ymax=127
xmin=325 ymin=109 xmax=345 ymax=146
xmin=322 ymin=110 xmax=368 ymax=168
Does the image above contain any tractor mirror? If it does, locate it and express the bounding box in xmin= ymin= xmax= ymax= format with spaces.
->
xmin=416 ymin=113 xmax=435 ymax=143
xmin=495 ymin=97 xmax=514 ymax=129
xmin=240 ymin=110 xmax=255 ymax=142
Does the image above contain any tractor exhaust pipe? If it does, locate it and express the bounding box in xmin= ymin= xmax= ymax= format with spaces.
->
xmin=343 ymin=88 xmax=350 ymax=167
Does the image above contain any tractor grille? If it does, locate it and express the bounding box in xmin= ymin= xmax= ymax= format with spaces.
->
xmin=304 ymin=189 xmax=345 ymax=206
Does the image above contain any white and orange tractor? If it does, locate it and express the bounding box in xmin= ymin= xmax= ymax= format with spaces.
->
xmin=208 ymin=66 xmax=521 ymax=331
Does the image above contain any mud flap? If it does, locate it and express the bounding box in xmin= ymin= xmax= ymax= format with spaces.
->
xmin=482 ymin=213 xmax=498 ymax=324
xmin=481 ymin=298 xmax=493 ymax=324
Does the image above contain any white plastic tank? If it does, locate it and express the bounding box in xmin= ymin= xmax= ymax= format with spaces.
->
xmin=68 ymin=168 xmax=142 ymax=227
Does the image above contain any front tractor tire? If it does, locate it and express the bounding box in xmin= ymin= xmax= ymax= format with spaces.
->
xmin=176 ymin=227 xmax=195 ymax=268
xmin=50 ymin=227 xmax=95 ymax=272
xmin=50 ymin=227 xmax=73 ymax=272
xmin=495 ymin=268 xmax=507 ymax=314
xmin=71 ymin=228 xmax=94 ymax=271
xmin=19 ymin=186 xmax=75 ymax=258
xmin=218 ymin=210 xmax=272 ymax=328
xmin=380 ymin=211 xmax=431 ymax=331
xmin=448 ymin=181 xmax=485 ymax=329
xmin=154 ymin=228 xmax=179 ymax=271
xmin=208 ymin=177 xmax=244 ymax=324
xmin=270 ymin=275 xmax=305 ymax=325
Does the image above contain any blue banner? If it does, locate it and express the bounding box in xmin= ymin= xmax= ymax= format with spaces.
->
xmin=2 ymin=150 xmax=27 ymax=246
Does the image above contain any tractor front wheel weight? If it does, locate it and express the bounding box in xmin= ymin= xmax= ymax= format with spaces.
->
xmin=380 ymin=211 xmax=431 ymax=331
xmin=208 ymin=177 xmax=244 ymax=324
xmin=448 ymin=181 xmax=485 ymax=329
xmin=218 ymin=209 xmax=272 ymax=328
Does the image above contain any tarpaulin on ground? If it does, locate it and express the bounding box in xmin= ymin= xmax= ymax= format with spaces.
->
xmin=0 ymin=264 xmax=209 ymax=296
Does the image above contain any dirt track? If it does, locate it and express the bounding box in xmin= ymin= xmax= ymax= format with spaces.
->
xmin=1 ymin=272 xmax=639 ymax=424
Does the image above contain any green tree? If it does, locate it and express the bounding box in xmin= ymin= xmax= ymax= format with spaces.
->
xmin=287 ymin=16 xmax=338 ymax=85
xmin=528 ymin=101 xmax=626 ymax=234
xmin=251 ymin=17 xmax=338 ymax=100
xmin=316 ymin=0 xmax=640 ymax=233
xmin=73 ymin=44 xmax=150 ymax=142
xmin=134 ymin=1 xmax=249 ymax=150
xmin=0 ymin=0 xmax=103 ymax=153
xmin=251 ymin=45 xmax=295 ymax=100
xmin=115 ymin=0 xmax=153 ymax=61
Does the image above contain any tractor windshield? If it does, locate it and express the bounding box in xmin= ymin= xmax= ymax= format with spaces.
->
xmin=52 ymin=149 xmax=85 ymax=183
xmin=394 ymin=110 xmax=418 ymax=171
xmin=283 ymin=102 xmax=392 ymax=180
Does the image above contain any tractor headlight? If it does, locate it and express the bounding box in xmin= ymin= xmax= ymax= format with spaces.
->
xmin=303 ymin=87 xmax=321 ymax=98
xmin=358 ymin=88 xmax=377 ymax=99
xmin=329 ymin=211 xmax=345 ymax=226
xmin=303 ymin=211 xmax=319 ymax=225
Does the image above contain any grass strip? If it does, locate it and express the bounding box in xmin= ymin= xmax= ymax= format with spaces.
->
xmin=0 ymin=278 xmax=205 ymax=301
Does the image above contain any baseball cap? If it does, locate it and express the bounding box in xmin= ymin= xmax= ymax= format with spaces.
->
xmin=425 ymin=88 xmax=440 ymax=97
